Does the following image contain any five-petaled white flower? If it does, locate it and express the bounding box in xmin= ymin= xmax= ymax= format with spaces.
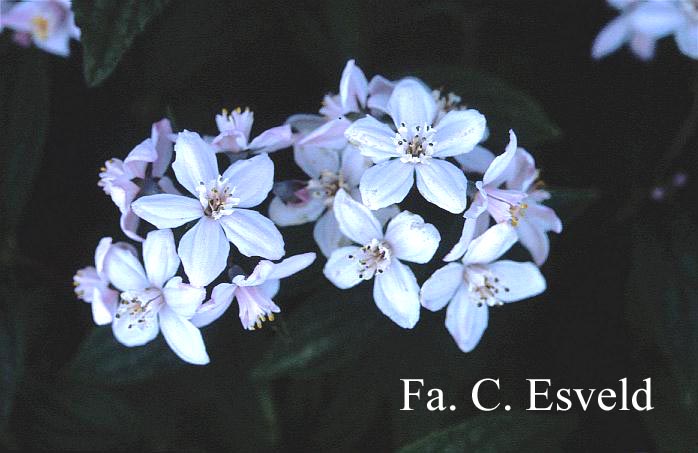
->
xmin=190 ymin=253 xmax=317 ymax=330
xmin=1 ymin=0 xmax=80 ymax=57
xmin=345 ymin=78 xmax=486 ymax=213
xmin=101 ymin=229 xmax=210 ymax=365
xmin=421 ymin=223 xmax=546 ymax=352
xmin=131 ymin=130 xmax=285 ymax=287
xmin=99 ymin=118 xmax=176 ymax=241
xmin=212 ymin=107 xmax=293 ymax=155
xmin=323 ymin=189 xmax=440 ymax=328
xmin=73 ymin=237 xmax=123 ymax=325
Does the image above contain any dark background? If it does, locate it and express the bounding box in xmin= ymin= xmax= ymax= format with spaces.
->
xmin=1 ymin=0 xmax=697 ymax=451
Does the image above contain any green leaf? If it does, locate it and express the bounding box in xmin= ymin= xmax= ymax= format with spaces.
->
xmin=544 ymin=187 xmax=599 ymax=225
xmin=398 ymin=412 xmax=577 ymax=453
xmin=62 ymin=326 xmax=184 ymax=387
xmin=0 ymin=49 xmax=50 ymax=257
xmin=413 ymin=66 xmax=561 ymax=147
xmin=72 ymin=0 xmax=171 ymax=87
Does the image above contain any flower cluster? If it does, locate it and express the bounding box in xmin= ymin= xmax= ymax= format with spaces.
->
xmin=75 ymin=60 xmax=563 ymax=362
xmin=593 ymin=0 xmax=698 ymax=60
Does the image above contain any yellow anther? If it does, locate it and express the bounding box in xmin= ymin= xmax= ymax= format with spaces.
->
xmin=268 ymin=312 xmax=275 ymax=321
xmin=31 ymin=16 xmax=49 ymax=40
xmin=99 ymin=166 xmax=107 ymax=172
xmin=222 ymin=108 xmax=228 ymax=116
xmin=234 ymin=106 xmax=242 ymax=113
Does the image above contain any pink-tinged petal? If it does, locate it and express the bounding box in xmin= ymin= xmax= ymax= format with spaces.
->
xmin=339 ymin=59 xmax=369 ymax=111
xmin=675 ymin=24 xmax=698 ymax=59
xmin=94 ymin=237 xmax=113 ymax=275
xmin=367 ymin=74 xmax=394 ymax=113
xmin=463 ymin=189 xmax=489 ymax=219
xmin=527 ymin=202 xmax=563 ymax=234
xmin=12 ymin=32 xmax=32 ymax=47
xmin=191 ymin=282 xmax=237 ymax=328
xmin=359 ymin=159 xmax=414 ymax=210
xmin=630 ymin=32 xmax=656 ymax=61
xmin=454 ymin=145 xmax=495 ymax=175
xmin=483 ymin=130 xmax=518 ymax=187
xmin=1 ymin=2 xmax=38 ymax=33
xmin=445 ymin=285 xmax=488 ymax=352
xmin=433 ymin=109 xmax=487 ymax=157
xmin=236 ymin=286 xmax=280 ymax=330
xmin=162 ymin=277 xmax=206 ymax=319
xmin=151 ymin=118 xmax=174 ymax=177
xmin=248 ymin=125 xmax=294 ymax=153
xmin=591 ymin=16 xmax=630 ymax=59
xmin=219 ymin=209 xmax=285 ymax=259
xmin=294 ymin=146 xmax=340 ymax=178
xmin=506 ymin=147 xmax=538 ymax=192
xmin=443 ymin=210 xmax=490 ymax=262
xmin=269 ymin=196 xmax=325 ymax=226
xmin=487 ymin=260 xmax=546 ymax=303
xmin=233 ymin=261 xmax=275 ymax=287
xmin=630 ymin=2 xmax=684 ymax=39
xmin=267 ymin=252 xmax=316 ymax=280
xmin=159 ymin=306 xmax=210 ymax=365
xmin=314 ymin=209 xmax=351 ymax=257
xmin=143 ymin=229 xmax=180 ymax=288
xmin=286 ymin=114 xmax=325 ymax=135
xmin=373 ymin=259 xmax=420 ymax=329
xmin=340 ymin=145 xmax=370 ymax=187
xmin=516 ymin=217 xmax=550 ymax=266
xmin=463 ymin=222 xmax=517 ymax=265
xmin=107 ymin=180 xmax=140 ymax=214
xmin=179 ymin=217 xmax=229 ymax=287
xmin=260 ymin=279 xmax=280 ymax=299
xmin=120 ymin=209 xmax=143 ymax=242
xmin=91 ymin=287 xmax=119 ymax=325
xmin=384 ymin=211 xmax=440 ymax=264
xmin=387 ymin=78 xmax=436 ymax=127
xmin=131 ymin=194 xmax=203 ymax=228
xmin=345 ymin=116 xmax=399 ymax=163
xmin=415 ymin=159 xmax=467 ymax=214
xmin=124 ymin=139 xmax=157 ymax=178
xmin=323 ymin=246 xmax=363 ymax=289
xmin=484 ymin=187 xmax=527 ymax=224
xmin=104 ymin=245 xmax=149 ymax=292
xmin=172 ymin=131 xmax=219 ymax=196
xmin=333 ymin=189 xmax=383 ymax=244
xmin=112 ymin=309 xmax=160 ymax=347
xmin=420 ymin=263 xmax=464 ymax=312
xmin=221 ymin=153 xmax=274 ymax=208
xmin=299 ymin=118 xmax=351 ymax=149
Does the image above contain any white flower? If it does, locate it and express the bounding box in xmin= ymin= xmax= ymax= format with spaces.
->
xmin=102 ymin=229 xmax=209 ymax=365
xmin=323 ymin=189 xmax=440 ymax=328
xmin=421 ymin=223 xmax=546 ymax=352
xmin=73 ymin=237 xmax=123 ymax=325
xmin=345 ymin=78 xmax=486 ymax=213
xmin=131 ymin=131 xmax=285 ymax=287
xmin=190 ymin=253 xmax=316 ymax=330
xmin=212 ymin=107 xmax=293 ymax=154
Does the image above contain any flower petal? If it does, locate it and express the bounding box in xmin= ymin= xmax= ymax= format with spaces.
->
xmin=340 ymin=145 xmax=370 ymax=187
xmin=104 ymin=244 xmax=149 ymax=292
xmin=345 ymin=116 xmax=399 ymax=163
xmin=483 ymin=130 xmax=518 ymax=187
xmin=163 ymin=277 xmax=206 ymax=319
xmin=267 ymin=252 xmax=316 ymax=279
xmin=432 ymin=109 xmax=487 ymax=157
xmin=143 ymin=229 xmax=180 ymax=288
xmin=339 ymin=59 xmax=369 ymax=111
xmin=387 ymin=78 xmax=436 ymax=127
xmin=462 ymin=222 xmax=517 ymax=265
xmin=91 ymin=287 xmax=119 ymax=325
xmin=591 ymin=15 xmax=630 ymax=59
xmin=178 ymin=217 xmax=229 ymax=287
xmin=191 ymin=283 xmax=237 ymax=328
xmin=454 ymin=145 xmax=495 ymax=174
xmin=384 ymin=211 xmax=440 ymax=263
xmin=323 ymin=246 xmax=363 ymax=289
xmin=151 ymin=118 xmax=174 ymax=177
xmin=420 ymin=263 xmax=464 ymax=312
xmin=445 ymin=285 xmax=488 ymax=352
xmin=373 ymin=259 xmax=420 ymax=328
xmin=516 ymin=217 xmax=550 ymax=266
xmin=488 ymin=260 xmax=546 ymax=303
xmin=293 ymin=146 xmax=340 ymax=178
xmin=268 ymin=196 xmax=325 ymax=226
xmin=221 ymin=153 xmax=274 ymax=208
xmin=443 ymin=211 xmax=490 ymax=262
xmin=359 ymin=159 xmax=414 ymax=210
xmin=112 ymin=309 xmax=160 ymax=347
xmin=159 ymin=306 xmax=210 ymax=365
xmin=333 ymin=189 xmax=383 ymax=244
xmin=131 ymin=194 xmax=203 ymax=228
xmin=415 ymin=159 xmax=467 ymax=214
xmin=630 ymin=2 xmax=684 ymax=38
xmin=248 ymin=125 xmax=294 ymax=153
xmin=676 ymin=24 xmax=698 ymax=59
xmin=286 ymin=113 xmax=325 ymax=135
xmin=367 ymin=74 xmax=394 ymax=113
xmin=313 ymin=209 xmax=351 ymax=257
xmin=172 ymin=130 xmax=219 ymax=196
xmin=299 ymin=117 xmax=351 ymax=149
xmin=219 ymin=209 xmax=285 ymax=259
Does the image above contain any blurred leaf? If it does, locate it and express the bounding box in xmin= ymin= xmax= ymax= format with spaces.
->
xmin=252 ymin=285 xmax=382 ymax=381
xmin=62 ymin=326 xmax=184 ymax=387
xmin=0 ymin=50 xmax=50 ymax=256
xmin=72 ymin=0 xmax=171 ymax=87
xmin=413 ymin=66 xmax=561 ymax=147
xmin=398 ymin=411 xmax=577 ymax=453
xmin=627 ymin=212 xmax=698 ymax=449
xmin=544 ymin=187 xmax=599 ymax=225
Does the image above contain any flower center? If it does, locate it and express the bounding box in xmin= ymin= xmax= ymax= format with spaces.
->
xmin=464 ymin=265 xmax=510 ymax=307
xmin=198 ymin=175 xmax=241 ymax=220
xmin=307 ymin=170 xmax=348 ymax=206
xmin=115 ymin=288 xmax=163 ymax=329
xmin=347 ymin=238 xmax=392 ymax=280
xmin=31 ymin=16 xmax=49 ymax=40
xmin=395 ymin=122 xmax=436 ymax=164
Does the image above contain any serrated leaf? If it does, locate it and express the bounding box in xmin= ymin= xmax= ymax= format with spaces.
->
xmin=62 ymin=326 xmax=184 ymax=387
xmin=413 ymin=66 xmax=561 ymax=147
xmin=398 ymin=412 xmax=577 ymax=453
xmin=72 ymin=0 xmax=171 ymax=87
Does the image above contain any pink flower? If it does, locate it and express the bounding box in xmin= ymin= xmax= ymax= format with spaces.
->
xmin=211 ymin=107 xmax=293 ymax=154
